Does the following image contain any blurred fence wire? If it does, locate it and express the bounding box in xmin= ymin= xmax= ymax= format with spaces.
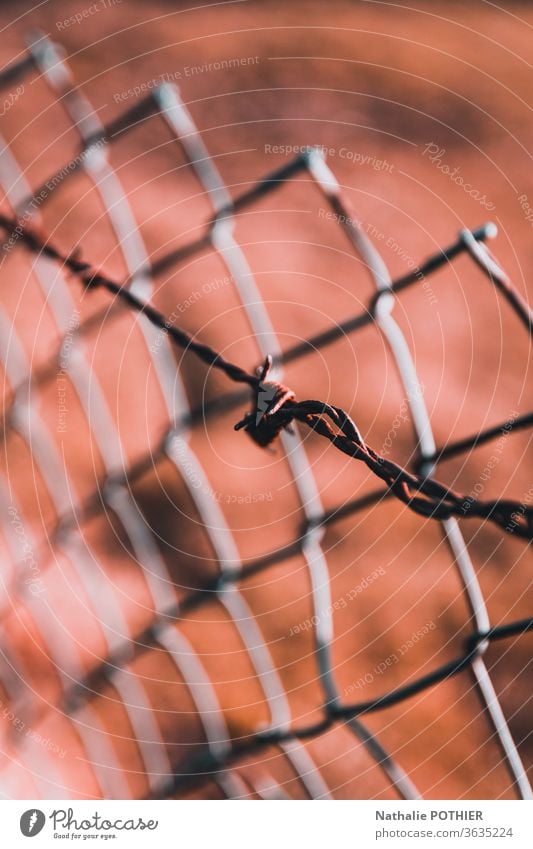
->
xmin=0 ymin=32 xmax=531 ymax=800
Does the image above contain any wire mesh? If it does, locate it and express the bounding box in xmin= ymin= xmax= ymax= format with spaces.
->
xmin=0 ymin=32 xmax=531 ymax=801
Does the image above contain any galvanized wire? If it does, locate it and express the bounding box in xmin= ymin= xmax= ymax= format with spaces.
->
xmin=0 ymin=33 xmax=531 ymax=800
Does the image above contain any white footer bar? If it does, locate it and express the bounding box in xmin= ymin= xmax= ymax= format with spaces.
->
xmin=3 ymin=799 xmax=532 ymax=848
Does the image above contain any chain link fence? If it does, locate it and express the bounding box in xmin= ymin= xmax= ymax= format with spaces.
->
xmin=0 ymin=32 xmax=531 ymax=800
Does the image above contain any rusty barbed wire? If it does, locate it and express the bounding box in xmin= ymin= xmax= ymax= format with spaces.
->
xmin=0 ymin=211 xmax=531 ymax=539
xmin=0 ymin=32 xmax=531 ymax=802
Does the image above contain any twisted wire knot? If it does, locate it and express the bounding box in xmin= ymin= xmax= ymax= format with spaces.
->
xmin=234 ymin=355 xmax=295 ymax=447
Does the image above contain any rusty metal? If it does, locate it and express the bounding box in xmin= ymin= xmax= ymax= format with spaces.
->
xmin=0 ymin=33 xmax=531 ymax=801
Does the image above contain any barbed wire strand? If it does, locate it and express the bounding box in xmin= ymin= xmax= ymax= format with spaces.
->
xmin=0 ymin=34 xmax=531 ymax=800
xmin=0 ymin=204 xmax=531 ymax=540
